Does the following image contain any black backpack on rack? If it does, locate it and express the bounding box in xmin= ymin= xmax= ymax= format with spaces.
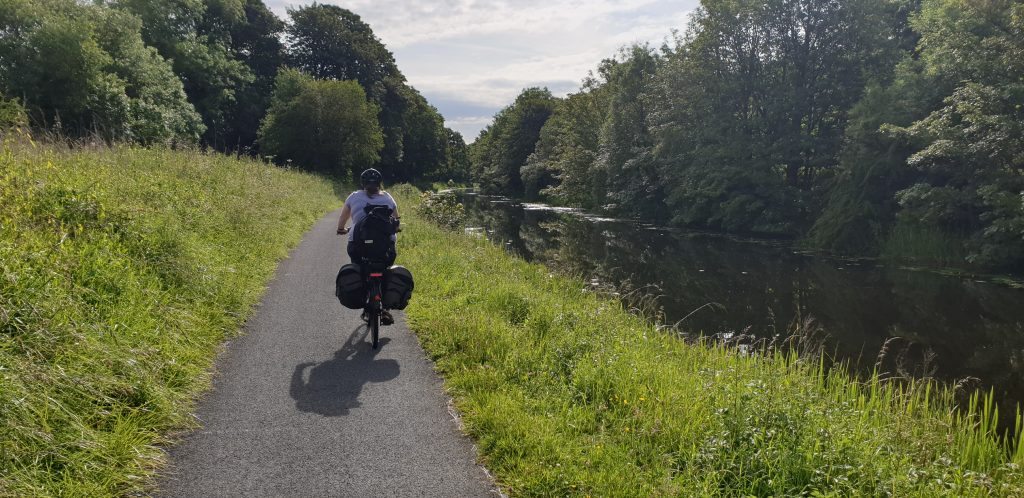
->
xmin=351 ymin=204 xmax=398 ymax=263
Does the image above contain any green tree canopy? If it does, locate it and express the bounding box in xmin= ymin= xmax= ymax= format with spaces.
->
xmin=888 ymin=0 xmax=1024 ymax=270
xmin=598 ymin=46 xmax=664 ymax=219
xmin=286 ymin=4 xmax=447 ymax=182
xmin=471 ymin=87 xmax=558 ymax=196
xmin=644 ymin=0 xmax=905 ymax=234
xmin=258 ymin=68 xmax=383 ymax=177
xmin=523 ymin=70 xmax=610 ymax=207
xmin=285 ymin=4 xmax=399 ymax=90
xmin=0 ymin=0 xmax=203 ymax=143
xmin=111 ymin=0 xmax=283 ymax=151
xmin=438 ymin=127 xmax=471 ymax=182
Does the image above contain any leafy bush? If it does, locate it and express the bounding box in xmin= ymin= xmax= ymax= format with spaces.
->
xmin=0 ymin=99 xmax=27 ymax=129
xmin=415 ymin=190 xmax=465 ymax=231
xmin=0 ymin=0 xmax=203 ymax=143
xmin=258 ymin=68 xmax=383 ymax=176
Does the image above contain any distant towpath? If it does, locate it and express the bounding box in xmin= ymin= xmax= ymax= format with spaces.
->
xmin=157 ymin=210 xmax=496 ymax=497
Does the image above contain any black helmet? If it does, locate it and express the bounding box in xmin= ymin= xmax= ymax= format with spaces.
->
xmin=360 ymin=168 xmax=382 ymax=186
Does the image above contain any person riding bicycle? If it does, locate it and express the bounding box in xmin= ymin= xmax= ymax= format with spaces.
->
xmin=336 ymin=168 xmax=399 ymax=261
xmin=337 ymin=168 xmax=399 ymax=324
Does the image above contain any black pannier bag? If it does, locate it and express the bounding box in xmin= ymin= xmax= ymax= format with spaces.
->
xmin=335 ymin=263 xmax=365 ymax=309
xmin=382 ymin=265 xmax=414 ymax=310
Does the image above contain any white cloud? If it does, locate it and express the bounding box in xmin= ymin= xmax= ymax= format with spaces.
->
xmin=267 ymin=0 xmax=698 ymax=139
xmin=272 ymin=0 xmax=669 ymax=48
xmin=444 ymin=116 xmax=494 ymax=140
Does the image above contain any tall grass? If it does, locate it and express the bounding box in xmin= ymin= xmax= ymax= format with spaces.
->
xmin=881 ymin=221 xmax=967 ymax=268
xmin=394 ymin=187 xmax=1023 ymax=497
xmin=0 ymin=138 xmax=338 ymax=495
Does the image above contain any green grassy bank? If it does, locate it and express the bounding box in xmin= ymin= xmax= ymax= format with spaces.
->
xmin=394 ymin=190 xmax=1024 ymax=497
xmin=0 ymin=139 xmax=337 ymax=495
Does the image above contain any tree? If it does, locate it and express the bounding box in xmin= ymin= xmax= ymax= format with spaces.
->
xmin=648 ymin=0 xmax=902 ymax=234
xmin=111 ymin=0 xmax=284 ymax=151
xmin=886 ymin=0 xmax=1024 ymax=270
xmin=523 ymin=73 xmax=610 ymax=207
xmin=385 ymin=82 xmax=446 ymax=182
xmin=597 ymin=46 xmax=664 ymax=219
xmin=222 ymin=0 xmax=286 ymax=152
xmin=469 ymin=87 xmax=558 ymax=196
xmin=808 ymin=56 xmax=943 ymax=254
xmin=286 ymin=4 xmax=447 ymax=180
xmin=438 ymin=128 xmax=471 ymax=182
xmin=285 ymin=4 xmax=399 ymax=90
xmin=258 ymin=68 xmax=383 ymax=177
xmin=0 ymin=0 xmax=203 ymax=143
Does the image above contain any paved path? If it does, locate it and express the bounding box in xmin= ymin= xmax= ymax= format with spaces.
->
xmin=157 ymin=210 xmax=496 ymax=497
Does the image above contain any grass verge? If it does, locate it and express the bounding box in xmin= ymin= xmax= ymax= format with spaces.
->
xmin=393 ymin=187 xmax=1024 ymax=497
xmin=0 ymin=139 xmax=337 ymax=495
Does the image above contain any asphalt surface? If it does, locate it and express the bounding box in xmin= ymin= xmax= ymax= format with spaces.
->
xmin=157 ymin=210 xmax=496 ymax=498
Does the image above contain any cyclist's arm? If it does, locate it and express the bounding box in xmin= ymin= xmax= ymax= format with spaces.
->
xmin=337 ymin=204 xmax=352 ymax=234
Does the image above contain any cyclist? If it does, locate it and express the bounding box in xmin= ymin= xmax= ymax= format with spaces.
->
xmin=337 ymin=168 xmax=399 ymax=324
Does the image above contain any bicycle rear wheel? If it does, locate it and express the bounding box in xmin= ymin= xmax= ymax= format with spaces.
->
xmin=370 ymin=310 xmax=380 ymax=349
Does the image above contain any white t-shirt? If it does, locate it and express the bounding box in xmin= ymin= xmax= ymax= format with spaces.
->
xmin=345 ymin=190 xmax=398 ymax=242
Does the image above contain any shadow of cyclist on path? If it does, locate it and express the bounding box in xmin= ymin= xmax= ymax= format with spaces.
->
xmin=289 ymin=325 xmax=400 ymax=417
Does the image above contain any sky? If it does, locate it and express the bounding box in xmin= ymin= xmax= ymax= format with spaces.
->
xmin=266 ymin=0 xmax=700 ymax=141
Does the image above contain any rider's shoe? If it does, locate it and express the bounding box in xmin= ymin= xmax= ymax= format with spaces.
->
xmin=360 ymin=309 xmax=369 ymax=323
xmin=381 ymin=310 xmax=394 ymax=326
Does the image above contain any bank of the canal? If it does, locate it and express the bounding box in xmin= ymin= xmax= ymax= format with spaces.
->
xmin=395 ymin=187 xmax=1023 ymax=497
xmin=455 ymin=191 xmax=1024 ymax=417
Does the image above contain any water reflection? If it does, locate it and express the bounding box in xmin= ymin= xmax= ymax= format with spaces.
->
xmin=459 ymin=193 xmax=1024 ymax=409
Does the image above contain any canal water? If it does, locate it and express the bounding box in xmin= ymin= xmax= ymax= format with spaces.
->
xmin=456 ymin=191 xmax=1024 ymax=408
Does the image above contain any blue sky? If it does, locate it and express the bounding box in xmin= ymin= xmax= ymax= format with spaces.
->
xmin=267 ymin=0 xmax=700 ymax=141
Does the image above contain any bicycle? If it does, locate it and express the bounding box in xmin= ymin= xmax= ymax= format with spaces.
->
xmin=339 ymin=219 xmax=400 ymax=349
xmin=359 ymin=258 xmax=389 ymax=349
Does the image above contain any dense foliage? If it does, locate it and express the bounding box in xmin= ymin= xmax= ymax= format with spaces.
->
xmin=471 ymin=87 xmax=558 ymax=195
xmin=258 ymin=68 xmax=382 ymax=176
xmin=470 ymin=0 xmax=1024 ymax=272
xmin=0 ymin=0 xmax=203 ymax=143
xmin=285 ymin=4 xmax=461 ymax=183
xmin=0 ymin=0 xmax=461 ymax=181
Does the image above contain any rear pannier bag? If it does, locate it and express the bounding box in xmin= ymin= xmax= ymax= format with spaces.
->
xmin=335 ymin=263 xmax=365 ymax=309
xmin=383 ymin=265 xmax=414 ymax=310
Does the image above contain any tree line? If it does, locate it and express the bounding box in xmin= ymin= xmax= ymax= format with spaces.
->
xmin=470 ymin=0 xmax=1024 ymax=272
xmin=0 ymin=0 xmax=470 ymax=182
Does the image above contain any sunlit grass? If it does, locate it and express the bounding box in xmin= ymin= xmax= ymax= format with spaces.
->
xmin=394 ymin=186 xmax=1024 ymax=497
xmin=0 ymin=138 xmax=338 ymax=495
